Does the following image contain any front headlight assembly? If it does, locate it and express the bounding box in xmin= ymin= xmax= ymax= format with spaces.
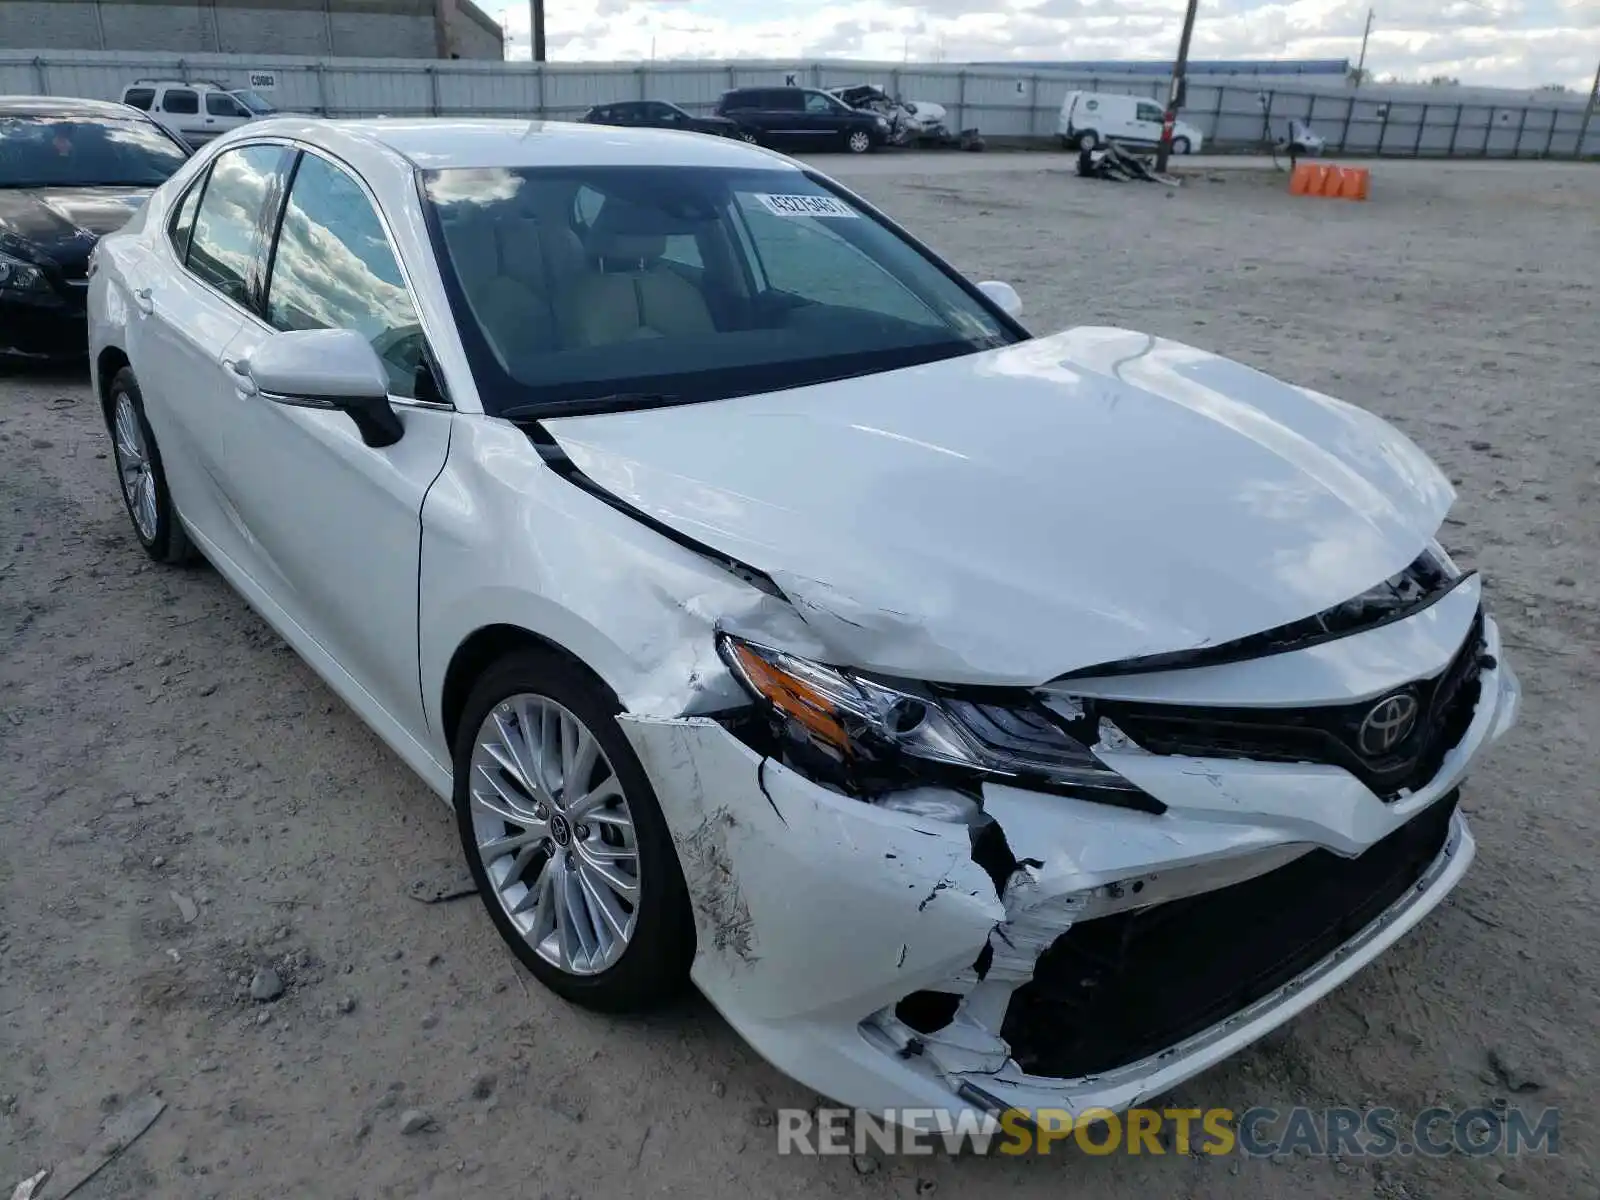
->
xmin=0 ymin=250 xmax=48 ymax=294
xmin=717 ymin=634 xmax=1159 ymax=813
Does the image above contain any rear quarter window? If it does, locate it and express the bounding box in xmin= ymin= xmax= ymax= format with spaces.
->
xmin=124 ymin=87 xmax=155 ymax=111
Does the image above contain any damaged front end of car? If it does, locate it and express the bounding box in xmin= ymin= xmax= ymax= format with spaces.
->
xmin=614 ymin=563 xmax=1519 ymax=1122
xmin=524 ymin=327 xmax=1522 ymax=1120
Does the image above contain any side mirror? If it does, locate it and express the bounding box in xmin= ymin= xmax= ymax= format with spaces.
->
xmin=242 ymin=328 xmax=403 ymax=448
xmin=977 ymin=280 xmax=1023 ymax=319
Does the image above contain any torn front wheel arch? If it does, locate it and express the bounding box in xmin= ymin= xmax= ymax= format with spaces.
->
xmin=617 ymin=714 xmax=1005 ymax=1024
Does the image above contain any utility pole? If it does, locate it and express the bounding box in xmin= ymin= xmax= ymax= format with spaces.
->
xmin=530 ymin=0 xmax=545 ymax=61
xmin=1355 ymin=8 xmax=1374 ymax=86
xmin=1154 ymin=0 xmax=1200 ymax=172
xmin=1578 ymin=56 xmax=1600 ymax=160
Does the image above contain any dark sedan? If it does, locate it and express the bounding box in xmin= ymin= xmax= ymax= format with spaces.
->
xmin=0 ymin=96 xmax=190 ymax=361
xmin=581 ymin=100 xmax=747 ymax=140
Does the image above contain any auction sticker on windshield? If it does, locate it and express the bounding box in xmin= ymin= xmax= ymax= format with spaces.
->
xmin=756 ymin=193 xmax=860 ymax=218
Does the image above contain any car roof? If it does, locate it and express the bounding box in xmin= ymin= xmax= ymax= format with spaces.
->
xmin=0 ymin=95 xmax=149 ymax=119
xmin=242 ymin=116 xmax=795 ymax=172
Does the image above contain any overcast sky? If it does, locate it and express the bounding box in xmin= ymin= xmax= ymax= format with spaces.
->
xmin=488 ymin=0 xmax=1598 ymax=90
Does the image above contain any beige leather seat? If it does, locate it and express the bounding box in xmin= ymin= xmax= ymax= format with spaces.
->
xmin=569 ymin=215 xmax=715 ymax=347
xmin=440 ymin=215 xmax=557 ymax=355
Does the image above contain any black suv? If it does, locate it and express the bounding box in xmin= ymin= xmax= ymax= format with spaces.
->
xmin=713 ymin=87 xmax=888 ymax=154
xmin=582 ymin=100 xmax=745 ymax=140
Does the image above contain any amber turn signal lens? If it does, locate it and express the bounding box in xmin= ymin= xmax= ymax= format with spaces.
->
xmin=725 ymin=640 xmax=854 ymax=754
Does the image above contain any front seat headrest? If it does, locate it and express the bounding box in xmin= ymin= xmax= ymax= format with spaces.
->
xmin=585 ymin=198 xmax=701 ymax=269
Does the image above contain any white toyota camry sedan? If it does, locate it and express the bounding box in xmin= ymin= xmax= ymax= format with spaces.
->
xmin=88 ymin=117 xmax=1520 ymax=1121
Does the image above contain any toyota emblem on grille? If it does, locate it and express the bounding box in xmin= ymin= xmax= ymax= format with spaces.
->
xmin=1358 ymin=692 xmax=1419 ymax=757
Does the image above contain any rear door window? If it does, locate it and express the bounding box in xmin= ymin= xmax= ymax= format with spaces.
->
xmin=185 ymin=143 xmax=290 ymax=307
xmin=162 ymin=88 xmax=199 ymax=115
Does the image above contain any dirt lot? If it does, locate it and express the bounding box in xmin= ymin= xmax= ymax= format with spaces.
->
xmin=2 ymin=156 xmax=1598 ymax=1200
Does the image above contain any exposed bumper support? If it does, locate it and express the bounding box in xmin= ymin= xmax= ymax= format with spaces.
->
xmin=618 ymin=616 xmax=1517 ymax=1118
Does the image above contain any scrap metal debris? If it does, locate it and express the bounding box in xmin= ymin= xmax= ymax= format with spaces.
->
xmin=1076 ymin=142 xmax=1180 ymax=186
xmin=406 ymin=862 xmax=478 ymax=904
xmin=10 ymin=1169 xmax=49 ymax=1200
xmin=32 ymin=1093 xmax=165 ymax=1200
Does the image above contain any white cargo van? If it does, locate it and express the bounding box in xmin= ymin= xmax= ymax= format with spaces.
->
xmin=1058 ymin=91 xmax=1204 ymax=154
xmin=120 ymin=80 xmax=277 ymax=148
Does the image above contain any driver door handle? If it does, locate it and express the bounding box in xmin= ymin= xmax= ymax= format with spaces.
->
xmin=224 ymin=357 xmax=258 ymax=396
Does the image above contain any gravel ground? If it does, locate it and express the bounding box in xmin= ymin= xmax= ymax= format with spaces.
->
xmin=2 ymin=156 xmax=1597 ymax=1200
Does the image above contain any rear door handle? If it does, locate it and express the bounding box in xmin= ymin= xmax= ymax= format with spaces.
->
xmin=133 ymin=286 xmax=154 ymax=316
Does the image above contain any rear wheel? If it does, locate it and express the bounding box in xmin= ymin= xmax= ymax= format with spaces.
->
xmin=107 ymin=367 xmax=196 ymax=565
xmin=1077 ymin=129 xmax=1100 ymax=151
xmin=1172 ymin=136 xmax=1192 ymax=155
xmin=736 ymin=128 xmax=759 ymax=144
xmin=453 ymin=650 xmax=695 ymax=1012
xmin=846 ymin=129 xmax=872 ymax=154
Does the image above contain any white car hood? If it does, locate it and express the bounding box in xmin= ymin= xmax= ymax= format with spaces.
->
xmin=542 ymin=327 xmax=1453 ymax=685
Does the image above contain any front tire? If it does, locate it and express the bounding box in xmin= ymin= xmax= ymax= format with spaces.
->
xmin=453 ymin=650 xmax=695 ymax=1013
xmin=846 ymin=129 xmax=872 ymax=154
xmin=107 ymin=367 xmax=196 ymax=565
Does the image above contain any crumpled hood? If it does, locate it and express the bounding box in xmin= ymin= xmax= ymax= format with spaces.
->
xmin=0 ymin=186 xmax=152 ymax=270
xmin=542 ymin=327 xmax=1454 ymax=685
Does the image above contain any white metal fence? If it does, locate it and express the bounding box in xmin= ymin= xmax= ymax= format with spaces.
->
xmin=5 ymin=50 xmax=1597 ymax=158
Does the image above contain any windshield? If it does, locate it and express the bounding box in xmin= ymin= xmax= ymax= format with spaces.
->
xmin=231 ymin=90 xmax=276 ymax=115
xmin=0 ymin=116 xmax=189 ymax=188
xmin=422 ymin=165 xmax=1019 ymax=415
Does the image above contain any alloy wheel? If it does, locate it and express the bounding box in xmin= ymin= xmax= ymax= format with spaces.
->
xmin=848 ymin=130 xmax=871 ymax=153
xmin=112 ymin=391 xmax=157 ymax=541
xmin=467 ymin=694 xmax=640 ymax=976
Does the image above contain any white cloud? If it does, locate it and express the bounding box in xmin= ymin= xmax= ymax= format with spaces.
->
xmin=482 ymin=0 xmax=1598 ymax=89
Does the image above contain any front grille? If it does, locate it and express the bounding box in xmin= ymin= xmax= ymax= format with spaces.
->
xmin=999 ymin=792 xmax=1458 ymax=1079
xmin=1100 ymin=610 xmax=1487 ymax=799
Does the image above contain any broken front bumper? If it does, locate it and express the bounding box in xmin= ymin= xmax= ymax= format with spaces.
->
xmin=619 ymin=615 xmax=1518 ymax=1119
